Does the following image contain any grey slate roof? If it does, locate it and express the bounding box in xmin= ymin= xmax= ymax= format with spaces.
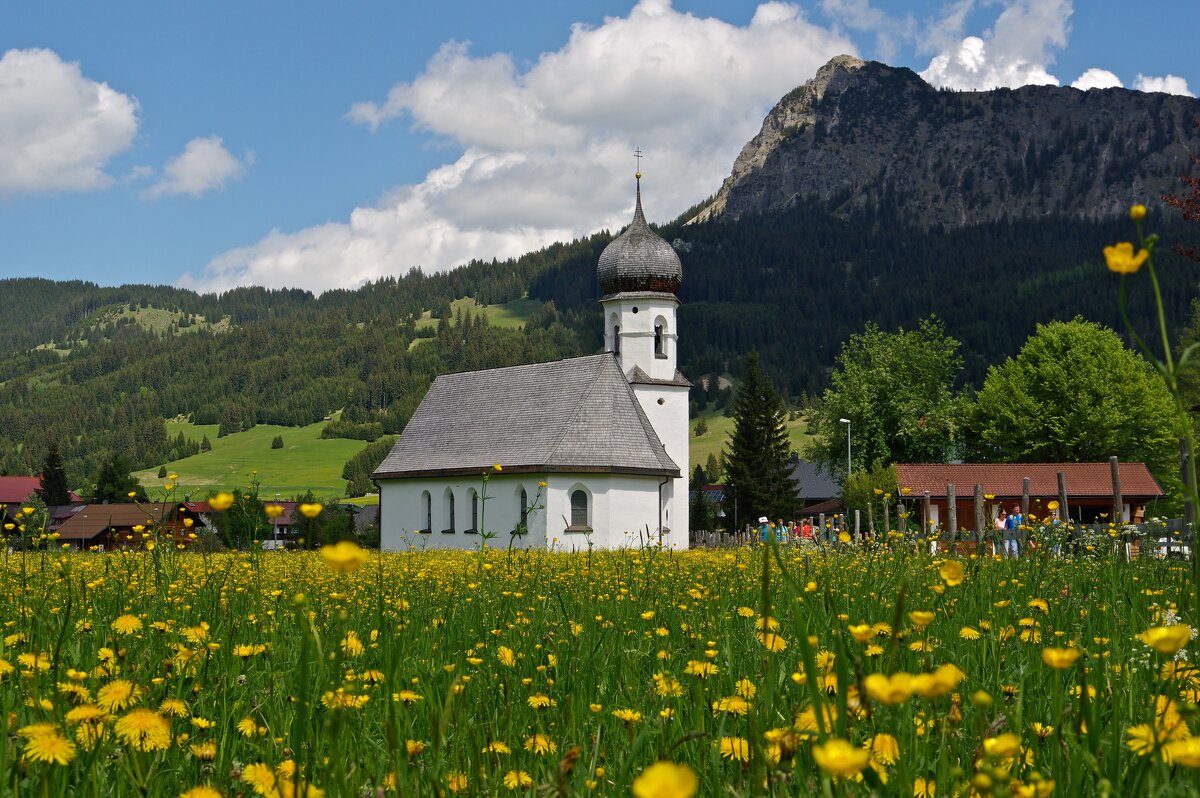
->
xmin=597 ymin=180 xmax=682 ymax=295
xmin=790 ymin=459 xmax=841 ymax=501
xmin=626 ymin=365 xmax=693 ymax=388
xmin=374 ymin=353 xmax=680 ymax=479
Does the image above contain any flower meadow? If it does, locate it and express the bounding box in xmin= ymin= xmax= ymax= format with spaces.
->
xmin=3 ymin=538 xmax=1199 ymax=797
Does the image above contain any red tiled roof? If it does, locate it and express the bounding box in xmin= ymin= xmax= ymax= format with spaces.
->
xmin=896 ymin=463 xmax=1163 ymax=499
xmin=0 ymin=477 xmax=82 ymax=505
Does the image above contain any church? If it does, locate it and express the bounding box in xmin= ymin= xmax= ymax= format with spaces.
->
xmin=374 ymin=175 xmax=690 ymax=551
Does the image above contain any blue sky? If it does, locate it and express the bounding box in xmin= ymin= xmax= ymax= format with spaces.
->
xmin=1 ymin=0 xmax=1197 ymax=293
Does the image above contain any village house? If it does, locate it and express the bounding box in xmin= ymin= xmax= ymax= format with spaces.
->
xmin=374 ymin=176 xmax=689 ymax=550
xmin=54 ymin=502 xmax=210 ymax=550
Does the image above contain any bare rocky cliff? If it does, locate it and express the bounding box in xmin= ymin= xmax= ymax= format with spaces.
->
xmin=690 ymin=56 xmax=1200 ymax=228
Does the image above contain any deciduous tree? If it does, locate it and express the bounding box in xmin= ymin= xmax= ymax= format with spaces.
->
xmin=806 ymin=318 xmax=965 ymax=474
xmin=971 ymin=318 xmax=1184 ymax=501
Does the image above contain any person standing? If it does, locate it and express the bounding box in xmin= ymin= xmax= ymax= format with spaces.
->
xmin=994 ymin=509 xmax=1007 ymax=557
xmin=1004 ymin=504 xmax=1022 ymax=558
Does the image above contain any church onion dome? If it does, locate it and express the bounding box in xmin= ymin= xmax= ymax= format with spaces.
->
xmin=597 ymin=176 xmax=682 ymax=296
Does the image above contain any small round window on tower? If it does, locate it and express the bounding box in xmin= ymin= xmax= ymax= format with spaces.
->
xmin=632 ymin=307 xmax=639 ymax=313
xmin=657 ymin=398 xmax=665 ymax=405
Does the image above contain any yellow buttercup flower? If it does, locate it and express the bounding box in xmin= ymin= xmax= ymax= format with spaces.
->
xmin=1042 ymin=646 xmax=1081 ymax=669
xmin=632 ymin=761 xmax=698 ymax=798
xmin=1103 ymin=242 xmax=1149 ymax=274
xmin=320 ymin=541 xmax=370 ymax=572
xmin=209 ymin=492 xmax=235 ymax=512
xmin=1138 ymin=625 xmax=1192 ymax=655
xmin=938 ymin=560 xmax=965 ymax=587
xmin=812 ymin=738 xmax=870 ymax=778
xmin=298 ymin=502 xmax=323 ymax=519
xmin=1130 ymin=204 xmax=1147 ymax=221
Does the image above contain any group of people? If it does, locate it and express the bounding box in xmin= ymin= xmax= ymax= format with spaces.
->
xmin=756 ymin=516 xmax=823 ymax=544
xmin=995 ymin=505 xmax=1023 ymax=557
xmin=751 ymin=506 xmax=1055 ymax=557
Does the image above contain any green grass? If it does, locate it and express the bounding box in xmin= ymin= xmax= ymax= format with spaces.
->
xmin=133 ymin=419 xmax=370 ymax=499
xmin=414 ymin=296 xmax=541 ymax=331
xmin=689 ymin=407 xmax=814 ymax=472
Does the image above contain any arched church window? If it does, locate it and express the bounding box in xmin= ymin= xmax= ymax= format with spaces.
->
xmin=443 ymin=488 xmax=455 ymax=533
xmin=613 ymin=325 xmax=620 ymax=356
xmin=570 ymin=489 xmax=589 ymax=528
xmin=519 ymin=488 xmax=529 ymax=527
xmin=468 ymin=488 xmax=479 ymax=532
xmin=420 ymin=491 xmax=432 ymax=533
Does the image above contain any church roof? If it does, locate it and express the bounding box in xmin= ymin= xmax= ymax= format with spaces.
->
xmin=374 ymin=353 xmax=680 ymax=480
xmin=597 ymin=178 xmax=682 ymax=296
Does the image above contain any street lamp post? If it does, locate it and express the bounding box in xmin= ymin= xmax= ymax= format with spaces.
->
xmin=839 ymin=418 xmax=851 ymax=478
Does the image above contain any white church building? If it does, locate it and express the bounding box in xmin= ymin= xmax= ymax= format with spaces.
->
xmin=374 ymin=176 xmax=690 ymax=551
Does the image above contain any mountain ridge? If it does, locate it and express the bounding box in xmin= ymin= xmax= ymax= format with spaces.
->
xmin=691 ymin=56 xmax=1200 ymax=228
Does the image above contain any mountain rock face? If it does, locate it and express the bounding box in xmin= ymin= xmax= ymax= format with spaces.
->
xmin=691 ymin=56 xmax=1200 ymax=227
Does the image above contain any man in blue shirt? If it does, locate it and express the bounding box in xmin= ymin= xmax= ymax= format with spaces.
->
xmin=1004 ymin=505 xmax=1022 ymax=557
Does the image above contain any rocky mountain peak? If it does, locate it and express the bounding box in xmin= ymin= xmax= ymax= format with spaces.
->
xmin=690 ymin=58 xmax=1200 ymax=228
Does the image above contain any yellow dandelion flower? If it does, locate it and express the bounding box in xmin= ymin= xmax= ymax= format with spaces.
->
xmin=503 ymin=770 xmax=534 ymax=789
xmin=524 ymin=734 xmax=556 ymax=755
xmin=497 ymin=646 xmax=516 ymax=668
xmin=242 ymin=762 xmax=277 ymax=795
xmin=718 ymin=736 xmax=749 ymax=762
xmin=114 ymin=708 xmax=171 ymax=751
xmin=111 ymin=614 xmax=143 ymax=635
xmin=97 ymin=680 xmax=141 ymax=713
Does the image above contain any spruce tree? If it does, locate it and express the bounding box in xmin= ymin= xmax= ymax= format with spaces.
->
xmin=37 ymin=441 xmax=71 ymax=506
xmin=723 ymin=351 xmax=797 ymax=526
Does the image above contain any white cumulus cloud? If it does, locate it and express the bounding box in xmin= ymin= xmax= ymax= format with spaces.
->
xmin=0 ymin=48 xmax=139 ymax=196
xmin=144 ymin=136 xmax=251 ymax=199
xmin=920 ymin=0 xmax=1071 ymax=90
xmin=1134 ymin=73 xmax=1194 ymax=97
xmin=183 ymin=0 xmax=857 ymax=294
xmin=1071 ymin=68 xmax=1123 ymax=91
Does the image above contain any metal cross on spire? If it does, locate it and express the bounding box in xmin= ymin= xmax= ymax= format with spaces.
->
xmin=633 ymin=146 xmax=643 ymax=178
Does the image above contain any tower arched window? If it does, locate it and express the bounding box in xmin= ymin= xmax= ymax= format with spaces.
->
xmin=517 ymin=487 xmax=529 ymax=532
xmin=613 ymin=325 xmax=620 ymax=356
xmin=420 ymin=491 xmax=432 ymax=533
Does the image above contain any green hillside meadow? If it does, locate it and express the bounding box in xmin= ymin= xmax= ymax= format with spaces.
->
xmin=689 ymin=408 xmax=813 ymax=472
xmin=133 ymin=420 xmax=369 ymax=499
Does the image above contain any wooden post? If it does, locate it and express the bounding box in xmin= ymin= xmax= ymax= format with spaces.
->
xmin=1057 ymin=470 xmax=1069 ymax=522
xmin=922 ymin=491 xmax=931 ymax=547
xmin=854 ymin=510 xmax=861 ymax=543
xmin=867 ymin=502 xmax=875 ymax=540
xmin=896 ymin=502 xmax=904 ymax=539
xmin=1021 ymin=477 xmax=1031 ymax=552
xmin=883 ymin=502 xmax=890 ymax=538
xmin=819 ymin=513 xmax=826 ymax=542
xmin=947 ymin=483 xmax=958 ymax=555
xmin=973 ymin=484 xmax=985 ymax=547
xmin=1111 ymin=456 xmax=1123 ymax=522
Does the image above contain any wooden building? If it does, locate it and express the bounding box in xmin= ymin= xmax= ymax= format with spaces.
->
xmin=895 ymin=462 xmax=1165 ymax=529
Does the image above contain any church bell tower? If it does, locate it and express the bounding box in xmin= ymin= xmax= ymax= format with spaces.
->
xmin=596 ymin=170 xmax=689 ymax=546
